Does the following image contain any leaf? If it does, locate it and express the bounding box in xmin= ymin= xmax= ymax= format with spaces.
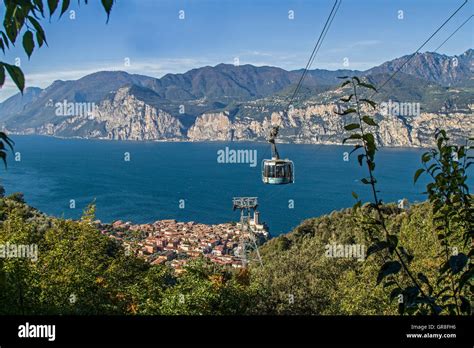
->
xmin=340 ymin=80 xmax=351 ymax=88
xmin=5 ymin=20 xmax=18 ymax=44
xmin=339 ymin=94 xmax=353 ymax=102
xmin=390 ymin=287 xmax=402 ymax=302
xmin=342 ymin=134 xmax=362 ymax=144
xmin=360 ymin=98 xmax=377 ymax=109
xmin=377 ymin=261 xmax=401 ymax=285
xmin=28 ymin=16 xmax=48 ymax=46
xmin=0 ymin=150 xmax=7 ymax=169
xmin=3 ymin=63 xmax=25 ymax=92
xmin=101 ymin=0 xmax=114 ymax=23
xmin=439 ymin=260 xmax=450 ymax=275
xmin=48 ymin=0 xmax=60 ymax=17
xmin=60 ymin=0 xmax=71 ymax=18
xmin=421 ymin=152 xmax=432 ymax=163
xmin=398 ymin=247 xmax=414 ymax=263
xmin=413 ymin=168 xmax=424 ymax=183
xmin=383 ymin=280 xmax=396 ymax=289
xmin=460 ymin=296 xmax=471 ymax=314
xmin=368 ymin=160 xmax=376 ymax=171
xmin=335 ymin=108 xmax=357 ymax=116
xmin=0 ymin=64 xmax=4 ymax=87
xmin=33 ymin=0 xmax=45 ymax=16
xmin=349 ymin=144 xmax=363 ymax=155
xmin=426 ymin=163 xmax=438 ymax=175
xmin=362 ymin=115 xmax=378 ymax=126
xmin=362 ymin=133 xmax=375 ymax=145
xmin=1 ymin=32 xmax=9 ymax=49
xmin=367 ymin=241 xmax=389 ymax=257
xmin=22 ymin=31 xmax=35 ymax=59
xmin=0 ymin=132 xmax=14 ymax=152
xmin=351 ymin=191 xmax=358 ymax=199
xmin=402 ymin=287 xmax=420 ymax=307
xmin=358 ymin=82 xmax=377 ymax=92
xmin=417 ymin=272 xmax=431 ymax=289
xmin=398 ymin=302 xmax=405 ymax=315
xmin=344 ymin=123 xmax=360 ymax=131
xmin=387 ymin=234 xmax=398 ymax=253
xmin=441 ymin=294 xmax=453 ymax=303
xmin=459 ymin=267 xmax=473 ymax=290
xmin=337 ymin=76 xmax=349 ymax=79
xmin=437 ymin=129 xmax=447 ymax=139
xmin=449 ymin=253 xmax=468 ymax=275
xmin=437 ymin=136 xmax=444 ymax=150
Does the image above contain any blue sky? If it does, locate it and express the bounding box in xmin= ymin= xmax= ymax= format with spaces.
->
xmin=0 ymin=0 xmax=472 ymax=101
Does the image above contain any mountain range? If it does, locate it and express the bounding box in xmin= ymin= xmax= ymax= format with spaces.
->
xmin=0 ymin=49 xmax=472 ymax=147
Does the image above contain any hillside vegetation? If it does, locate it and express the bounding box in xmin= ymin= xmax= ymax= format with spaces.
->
xmin=0 ymin=194 xmax=467 ymax=315
xmin=251 ymin=202 xmax=442 ymax=315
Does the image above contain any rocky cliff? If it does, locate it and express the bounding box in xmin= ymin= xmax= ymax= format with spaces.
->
xmin=35 ymin=87 xmax=185 ymax=140
xmin=187 ymin=104 xmax=473 ymax=147
xmin=9 ymin=86 xmax=472 ymax=147
xmin=1 ymin=50 xmax=472 ymax=147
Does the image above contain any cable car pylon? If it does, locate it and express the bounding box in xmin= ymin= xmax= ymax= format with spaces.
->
xmin=232 ymin=197 xmax=263 ymax=267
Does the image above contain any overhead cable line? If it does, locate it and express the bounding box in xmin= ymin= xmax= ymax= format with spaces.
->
xmin=289 ymin=0 xmax=471 ymax=155
xmin=434 ymin=14 xmax=473 ymax=52
xmin=285 ymin=0 xmax=341 ymax=113
xmin=372 ymin=0 xmax=469 ymax=95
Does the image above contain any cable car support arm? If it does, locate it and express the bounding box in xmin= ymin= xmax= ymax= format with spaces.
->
xmin=269 ymin=125 xmax=280 ymax=160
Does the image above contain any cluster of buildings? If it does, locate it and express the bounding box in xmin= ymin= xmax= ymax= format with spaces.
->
xmin=98 ymin=211 xmax=269 ymax=272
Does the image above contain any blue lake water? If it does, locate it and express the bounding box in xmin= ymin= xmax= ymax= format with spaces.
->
xmin=1 ymin=135 xmax=467 ymax=236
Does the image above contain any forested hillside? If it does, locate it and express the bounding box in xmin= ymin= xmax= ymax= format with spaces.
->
xmin=0 ymin=194 xmax=469 ymax=315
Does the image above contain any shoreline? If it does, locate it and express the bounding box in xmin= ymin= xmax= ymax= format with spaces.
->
xmin=7 ymin=132 xmax=433 ymax=150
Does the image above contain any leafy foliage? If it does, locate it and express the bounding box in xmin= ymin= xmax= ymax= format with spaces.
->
xmin=1 ymin=0 xmax=114 ymax=92
xmin=0 ymin=184 xmax=470 ymax=315
xmin=415 ymin=131 xmax=473 ymax=315
xmin=0 ymin=0 xmax=114 ymax=169
xmin=250 ymin=202 xmax=446 ymax=315
xmin=0 ymin=198 xmax=257 ymax=315
xmin=339 ymin=76 xmax=443 ymax=315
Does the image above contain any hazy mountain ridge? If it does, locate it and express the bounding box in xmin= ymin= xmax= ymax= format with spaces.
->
xmin=0 ymin=50 xmax=472 ymax=146
xmin=365 ymin=49 xmax=473 ymax=86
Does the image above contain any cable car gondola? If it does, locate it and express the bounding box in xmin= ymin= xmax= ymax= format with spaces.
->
xmin=262 ymin=125 xmax=294 ymax=185
xmin=260 ymin=0 xmax=342 ymax=185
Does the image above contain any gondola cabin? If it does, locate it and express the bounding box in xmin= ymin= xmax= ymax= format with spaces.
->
xmin=262 ymin=158 xmax=294 ymax=185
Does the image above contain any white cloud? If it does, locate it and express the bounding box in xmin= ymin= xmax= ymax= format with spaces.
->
xmin=0 ymin=58 xmax=216 ymax=102
xmin=0 ymin=52 xmax=382 ymax=102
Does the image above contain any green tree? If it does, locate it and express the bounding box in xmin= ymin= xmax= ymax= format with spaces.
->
xmin=415 ymin=131 xmax=472 ymax=315
xmin=159 ymin=258 xmax=255 ymax=315
xmin=0 ymin=0 xmax=114 ymax=167
xmin=338 ymin=76 xmax=439 ymax=314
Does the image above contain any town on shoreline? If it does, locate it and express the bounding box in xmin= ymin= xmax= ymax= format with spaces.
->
xmin=97 ymin=211 xmax=269 ymax=272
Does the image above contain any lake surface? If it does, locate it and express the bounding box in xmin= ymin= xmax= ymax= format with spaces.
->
xmin=1 ymin=135 xmax=464 ymax=236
